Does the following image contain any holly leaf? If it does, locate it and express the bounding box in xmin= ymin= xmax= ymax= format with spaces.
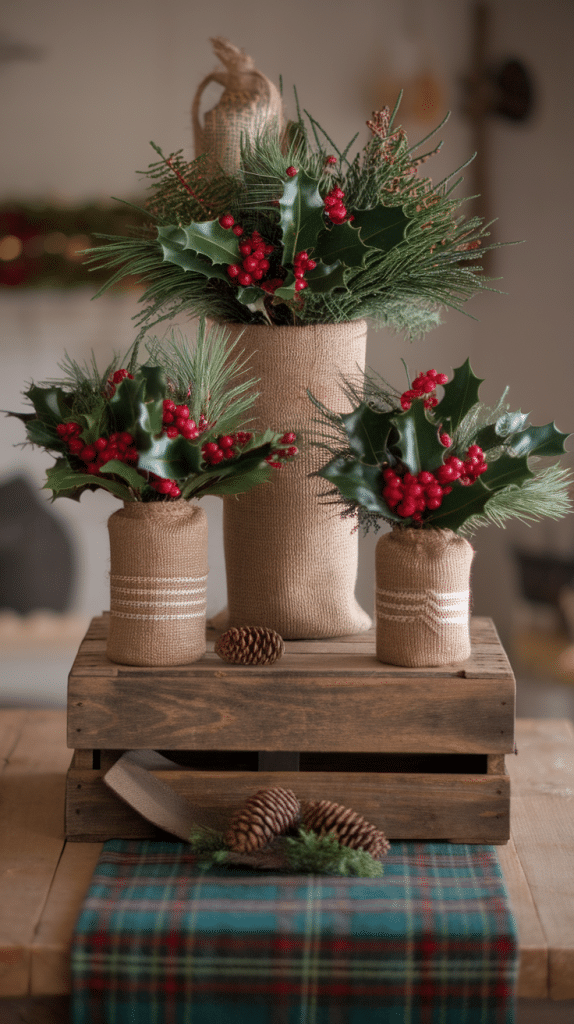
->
xmin=507 ymin=422 xmax=570 ymax=458
xmin=436 ymin=360 xmax=484 ymax=431
xmin=315 ymin=221 xmax=370 ymax=269
xmin=339 ymin=403 xmax=394 ymax=464
xmin=188 ymin=465 xmax=273 ymax=498
xmin=278 ymin=170 xmax=325 ymax=265
xmin=351 ymin=203 xmax=409 ymax=254
xmin=136 ymin=365 xmax=166 ymax=437
xmin=273 ymin=271 xmax=297 ymax=301
xmin=99 ymin=460 xmax=147 ymax=492
xmin=317 ymin=456 xmax=393 ymax=517
xmin=137 ymin=433 xmax=202 ymax=479
xmin=480 ymin=453 xmax=534 ymax=490
xmin=43 ymin=459 xmax=132 ymax=502
xmin=305 ymin=259 xmax=347 ymax=293
xmin=157 ymin=224 xmax=236 ymax=281
xmin=24 ymin=385 xmax=72 ymax=425
xmin=389 ymin=401 xmax=446 ymax=474
xmin=25 ymin=418 xmax=62 ymax=449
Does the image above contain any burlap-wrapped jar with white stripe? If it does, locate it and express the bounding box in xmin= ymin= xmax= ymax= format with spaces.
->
xmin=375 ymin=527 xmax=474 ymax=667
xmin=221 ymin=321 xmax=372 ymax=639
xmin=107 ymin=501 xmax=208 ymax=666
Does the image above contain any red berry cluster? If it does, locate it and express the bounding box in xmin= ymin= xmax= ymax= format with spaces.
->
xmin=201 ymin=431 xmax=253 ymax=466
xmin=400 ymin=369 xmax=449 ymax=411
xmin=107 ymin=367 xmax=134 ymax=397
xmin=265 ymin=431 xmax=298 ymax=469
xmin=58 ymin=421 xmax=138 ymax=476
xmin=161 ymin=400 xmax=203 ymax=440
xmin=324 ymin=186 xmax=351 ymax=225
xmin=382 ymin=444 xmax=488 ymax=520
xmin=293 ymin=251 xmax=317 ymax=293
xmin=149 ymin=474 xmax=181 ymax=499
xmin=221 ymin=218 xmax=274 ymax=289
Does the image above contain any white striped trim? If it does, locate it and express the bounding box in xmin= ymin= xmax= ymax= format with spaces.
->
xmin=110 ymin=574 xmax=208 ymax=584
xmin=376 ymin=588 xmax=469 ymax=635
xmin=110 ymin=610 xmax=206 ymax=621
xmin=111 ymin=598 xmax=206 ymax=608
xmin=111 ymin=586 xmax=207 ymax=596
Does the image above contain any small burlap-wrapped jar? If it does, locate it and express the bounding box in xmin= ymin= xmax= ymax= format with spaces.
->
xmin=221 ymin=321 xmax=372 ymax=640
xmin=192 ymin=37 xmax=283 ymax=174
xmin=375 ymin=527 xmax=474 ymax=667
xmin=106 ymin=501 xmax=208 ymax=666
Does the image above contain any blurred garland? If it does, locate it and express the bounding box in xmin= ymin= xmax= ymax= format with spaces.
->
xmin=0 ymin=200 xmax=145 ymax=289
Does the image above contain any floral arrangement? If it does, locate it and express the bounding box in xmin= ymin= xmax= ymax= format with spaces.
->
xmin=310 ymin=359 xmax=571 ymax=535
xmin=87 ymin=97 xmax=495 ymax=335
xmin=7 ymin=320 xmax=297 ymax=503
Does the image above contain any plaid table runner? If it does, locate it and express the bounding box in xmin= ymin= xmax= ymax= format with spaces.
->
xmin=71 ymin=839 xmax=518 ymax=1024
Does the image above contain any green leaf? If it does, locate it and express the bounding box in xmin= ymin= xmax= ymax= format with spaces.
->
xmin=136 ymin=365 xmax=166 ymax=437
xmin=339 ymin=403 xmax=394 ymax=464
xmin=507 ymin=422 xmax=570 ymax=458
xmin=318 ymin=456 xmax=393 ymax=517
xmin=436 ymin=359 xmax=484 ymax=431
xmin=351 ymin=203 xmax=409 ymax=254
xmin=43 ymin=459 xmax=132 ymax=502
xmin=305 ymin=259 xmax=347 ymax=293
xmin=24 ymin=385 xmax=72 ymax=425
xmin=278 ymin=170 xmax=325 ymax=265
xmin=273 ymin=271 xmax=297 ymax=301
xmin=389 ymin=401 xmax=446 ymax=474
xmin=157 ymin=225 xmax=234 ymax=281
xmin=167 ymin=221 xmax=240 ymax=267
xmin=315 ymin=221 xmax=370 ymax=269
xmin=193 ymin=464 xmax=273 ymax=497
xmin=137 ymin=434 xmax=202 ymax=479
xmin=480 ymin=452 xmax=534 ymax=490
xmin=25 ymin=418 xmax=61 ymax=449
xmin=99 ymin=460 xmax=147 ymax=492
xmin=108 ymin=375 xmax=147 ymax=435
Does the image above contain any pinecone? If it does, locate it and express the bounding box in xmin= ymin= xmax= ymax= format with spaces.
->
xmin=215 ymin=626 xmax=285 ymax=666
xmin=226 ymin=787 xmax=300 ymax=853
xmin=301 ymin=799 xmax=390 ymax=859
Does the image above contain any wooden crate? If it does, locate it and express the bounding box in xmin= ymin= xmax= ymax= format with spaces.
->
xmin=65 ymin=615 xmax=515 ymax=844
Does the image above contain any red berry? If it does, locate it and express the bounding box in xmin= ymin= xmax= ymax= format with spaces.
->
xmin=295 ymin=279 xmax=308 ymax=291
xmin=258 ymin=258 xmax=270 ymax=273
xmin=286 ymin=166 xmax=298 ymax=177
xmin=227 ymin=264 xmax=241 ymax=278
xmin=166 ymin=427 xmax=179 ymax=439
xmin=286 ymin=446 xmax=298 ymax=457
xmin=163 ymin=399 xmax=176 ymax=413
xmin=280 ymin=432 xmax=296 ymax=444
xmin=219 ymin=214 xmax=234 ymax=229
xmin=326 ymin=155 xmax=337 ymax=165
xmin=218 ymin=435 xmax=235 ymax=449
xmin=426 ymin=497 xmax=442 ymax=510
xmin=169 ymin=485 xmax=181 ymax=498
xmin=439 ymin=433 xmax=452 ymax=447
xmin=306 ymin=259 xmax=317 ymax=271
xmin=56 ymin=423 xmax=68 ymax=437
xmin=418 ymin=471 xmax=434 ymax=485
xmin=239 ymin=242 xmax=252 ymax=256
xmin=435 ymin=373 xmax=448 ymax=385
xmin=118 ymin=432 xmax=134 ymax=447
xmin=80 ymin=445 xmax=97 ymax=463
xmin=243 ymin=255 xmax=259 ymax=273
xmin=68 ymin=438 xmax=84 ymax=454
xmin=397 ymin=501 xmax=416 ymax=518
xmin=203 ymin=442 xmax=219 ymax=455
xmin=232 ymin=225 xmax=244 ymax=236
xmin=237 ymin=272 xmax=253 ymax=287
xmin=95 ymin=437 xmax=108 ymax=451
xmin=124 ymin=447 xmax=138 ymax=463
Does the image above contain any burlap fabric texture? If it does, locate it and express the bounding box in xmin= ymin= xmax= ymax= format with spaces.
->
xmin=375 ymin=527 xmax=474 ymax=667
xmin=106 ymin=501 xmax=208 ymax=666
xmin=192 ymin=37 xmax=283 ymax=175
xmin=221 ymin=321 xmax=372 ymax=639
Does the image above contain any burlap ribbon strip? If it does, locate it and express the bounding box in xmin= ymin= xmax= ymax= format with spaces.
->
xmin=375 ymin=527 xmax=474 ymax=667
xmin=192 ymin=37 xmax=284 ymax=174
xmin=107 ymin=501 xmax=208 ymax=666
xmin=221 ymin=321 xmax=372 ymax=639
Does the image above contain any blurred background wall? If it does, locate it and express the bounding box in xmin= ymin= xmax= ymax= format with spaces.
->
xmin=1 ymin=0 xmax=572 ymax=703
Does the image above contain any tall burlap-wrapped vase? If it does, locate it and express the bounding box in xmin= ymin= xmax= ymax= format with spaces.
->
xmin=375 ymin=527 xmax=474 ymax=667
xmin=192 ymin=37 xmax=283 ymax=175
xmin=106 ymin=502 xmax=208 ymax=666
xmin=221 ymin=321 xmax=372 ymax=639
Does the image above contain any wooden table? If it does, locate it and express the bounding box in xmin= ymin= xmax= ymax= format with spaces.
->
xmin=1 ymin=710 xmax=573 ymax=1023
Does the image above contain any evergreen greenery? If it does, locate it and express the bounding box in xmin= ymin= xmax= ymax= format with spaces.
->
xmin=86 ymin=98 xmax=499 ymax=335
xmin=188 ymin=825 xmax=384 ymax=877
